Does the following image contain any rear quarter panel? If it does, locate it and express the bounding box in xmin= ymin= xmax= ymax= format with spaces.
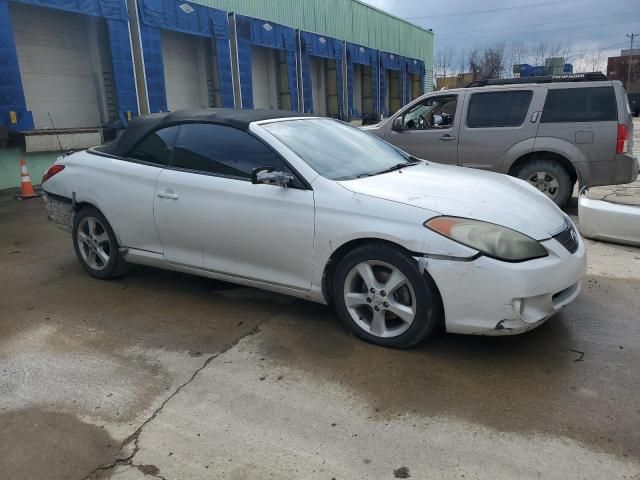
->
xmin=44 ymin=151 xmax=164 ymax=253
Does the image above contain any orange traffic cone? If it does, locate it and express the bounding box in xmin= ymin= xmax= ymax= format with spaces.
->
xmin=16 ymin=159 xmax=40 ymax=200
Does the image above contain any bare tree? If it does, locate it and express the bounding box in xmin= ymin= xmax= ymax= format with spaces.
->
xmin=561 ymin=39 xmax=573 ymax=62
xmin=510 ymin=40 xmax=530 ymax=65
xmin=468 ymin=48 xmax=482 ymax=80
xmin=590 ymin=49 xmax=602 ymax=72
xmin=572 ymin=49 xmax=587 ymax=72
xmin=435 ymin=46 xmax=456 ymax=78
xmin=483 ymin=44 xmax=505 ymax=79
xmin=532 ymin=40 xmax=548 ymax=66
xmin=548 ymin=40 xmax=564 ymax=59
xmin=456 ymin=48 xmax=468 ymax=75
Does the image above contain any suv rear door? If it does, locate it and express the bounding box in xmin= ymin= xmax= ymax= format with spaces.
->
xmin=536 ymin=83 xmax=618 ymax=166
xmin=457 ymin=86 xmax=545 ymax=172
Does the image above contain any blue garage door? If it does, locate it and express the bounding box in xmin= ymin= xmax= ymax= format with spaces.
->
xmin=300 ymin=31 xmax=343 ymax=118
xmin=346 ymin=43 xmax=378 ymax=119
xmin=0 ymin=0 xmax=137 ymax=130
xmin=137 ymin=0 xmax=234 ymax=113
xmin=233 ymin=14 xmax=298 ymax=111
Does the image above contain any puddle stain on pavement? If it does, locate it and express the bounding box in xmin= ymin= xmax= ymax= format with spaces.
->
xmin=0 ymin=407 xmax=120 ymax=480
xmin=257 ymin=275 xmax=640 ymax=462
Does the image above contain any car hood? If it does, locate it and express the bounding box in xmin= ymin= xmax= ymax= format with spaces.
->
xmin=337 ymin=162 xmax=567 ymax=240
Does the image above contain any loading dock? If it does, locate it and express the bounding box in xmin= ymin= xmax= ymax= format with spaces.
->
xmin=404 ymin=57 xmax=426 ymax=104
xmin=233 ymin=14 xmax=298 ymax=111
xmin=346 ymin=43 xmax=378 ymax=121
xmin=0 ymin=0 xmax=137 ymax=139
xmin=379 ymin=51 xmax=404 ymax=117
xmin=136 ymin=0 xmax=234 ymax=113
xmin=300 ymin=32 xmax=343 ymax=118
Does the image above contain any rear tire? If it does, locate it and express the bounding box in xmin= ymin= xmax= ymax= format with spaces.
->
xmin=332 ymin=244 xmax=442 ymax=349
xmin=514 ymin=159 xmax=573 ymax=208
xmin=72 ymin=207 xmax=128 ymax=279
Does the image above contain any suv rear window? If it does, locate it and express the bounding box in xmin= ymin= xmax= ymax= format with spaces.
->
xmin=541 ymin=86 xmax=617 ymax=123
xmin=466 ymin=91 xmax=533 ymax=128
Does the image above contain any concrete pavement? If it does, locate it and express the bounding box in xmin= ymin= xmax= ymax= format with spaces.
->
xmin=1 ymin=191 xmax=639 ymax=480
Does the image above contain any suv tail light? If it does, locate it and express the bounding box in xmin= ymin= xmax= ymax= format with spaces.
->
xmin=616 ymin=124 xmax=629 ymax=154
xmin=42 ymin=164 xmax=65 ymax=183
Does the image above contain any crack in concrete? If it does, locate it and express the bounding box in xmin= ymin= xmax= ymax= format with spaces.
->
xmin=81 ymin=302 xmax=296 ymax=479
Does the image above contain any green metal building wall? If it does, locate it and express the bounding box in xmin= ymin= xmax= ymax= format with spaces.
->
xmin=192 ymin=0 xmax=434 ymax=91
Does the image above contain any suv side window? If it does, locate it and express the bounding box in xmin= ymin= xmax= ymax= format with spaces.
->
xmin=466 ymin=91 xmax=533 ymax=128
xmin=541 ymin=86 xmax=617 ymax=123
xmin=128 ymin=126 xmax=179 ymax=166
xmin=402 ymin=95 xmax=457 ymax=130
xmin=171 ymin=123 xmax=293 ymax=180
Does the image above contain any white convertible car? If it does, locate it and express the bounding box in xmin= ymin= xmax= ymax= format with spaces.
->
xmin=42 ymin=109 xmax=586 ymax=348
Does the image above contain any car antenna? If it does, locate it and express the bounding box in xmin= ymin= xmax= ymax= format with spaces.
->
xmin=47 ymin=112 xmax=64 ymax=152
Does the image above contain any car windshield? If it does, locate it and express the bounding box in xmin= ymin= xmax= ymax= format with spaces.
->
xmin=261 ymin=118 xmax=418 ymax=180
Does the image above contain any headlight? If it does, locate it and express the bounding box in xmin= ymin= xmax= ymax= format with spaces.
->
xmin=424 ymin=216 xmax=548 ymax=262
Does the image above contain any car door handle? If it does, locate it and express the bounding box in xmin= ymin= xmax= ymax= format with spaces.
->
xmin=157 ymin=191 xmax=179 ymax=200
xmin=439 ymin=134 xmax=456 ymax=141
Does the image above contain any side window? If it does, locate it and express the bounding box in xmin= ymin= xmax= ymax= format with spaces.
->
xmin=541 ymin=87 xmax=617 ymax=123
xmin=402 ymin=95 xmax=457 ymax=130
xmin=171 ymin=123 xmax=292 ymax=180
xmin=128 ymin=126 xmax=179 ymax=166
xmin=466 ymin=91 xmax=533 ymax=128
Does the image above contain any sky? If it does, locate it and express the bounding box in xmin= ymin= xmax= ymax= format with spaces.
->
xmin=361 ymin=0 xmax=640 ymax=73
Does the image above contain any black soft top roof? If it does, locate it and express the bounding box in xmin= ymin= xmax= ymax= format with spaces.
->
xmin=97 ymin=108 xmax=310 ymax=157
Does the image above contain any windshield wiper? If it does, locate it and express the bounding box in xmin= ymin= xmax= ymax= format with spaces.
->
xmin=373 ymin=161 xmax=419 ymax=176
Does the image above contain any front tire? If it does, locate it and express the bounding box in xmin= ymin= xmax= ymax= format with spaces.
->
xmin=332 ymin=244 xmax=442 ymax=348
xmin=72 ymin=207 xmax=128 ymax=279
xmin=514 ymin=159 xmax=573 ymax=207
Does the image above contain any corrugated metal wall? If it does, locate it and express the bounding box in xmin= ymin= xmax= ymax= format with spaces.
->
xmin=190 ymin=0 xmax=433 ymax=90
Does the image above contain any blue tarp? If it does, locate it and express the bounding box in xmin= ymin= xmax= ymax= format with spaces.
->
xmin=346 ymin=42 xmax=378 ymax=118
xmin=403 ymin=57 xmax=425 ymax=104
xmin=234 ymin=14 xmax=298 ymax=111
xmin=379 ymin=50 xmax=405 ymax=116
xmin=0 ymin=0 xmax=32 ymax=130
xmin=0 ymin=0 xmax=137 ymax=131
xmin=300 ymin=31 xmax=343 ymax=117
xmin=137 ymin=0 xmax=234 ymax=111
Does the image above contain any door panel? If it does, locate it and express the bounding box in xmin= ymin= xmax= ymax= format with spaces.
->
xmin=161 ymin=30 xmax=209 ymax=111
xmin=458 ymin=88 xmax=545 ymax=172
xmin=385 ymin=93 xmax=464 ymax=165
xmin=154 ymin=170 xmax=314 ymax=290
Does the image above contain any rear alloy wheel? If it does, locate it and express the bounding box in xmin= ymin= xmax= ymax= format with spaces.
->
xmin=333 ymin=244 xmax=442 ymax=348
xmin=72 ymin=207 xmax=128 ymax=279
xmin=515 ymin=159 xmax=573 ymax=207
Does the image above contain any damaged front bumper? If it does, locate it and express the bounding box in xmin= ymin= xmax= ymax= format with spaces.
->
xmin=419 ymin=233 xmax=587 ymax=336
xmin=42 ymin=191 xmax=74 ymax=233
xmin=578 ymin=189 xmax=640 ymax=247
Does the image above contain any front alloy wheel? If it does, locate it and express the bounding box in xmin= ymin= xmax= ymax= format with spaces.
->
xmin=333 ymin=244 xmax=442 ymax=348
xmin=343 ymin=260 xmax=416 ymax=338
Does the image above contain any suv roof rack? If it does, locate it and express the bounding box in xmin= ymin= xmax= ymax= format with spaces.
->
xmin=464 ymin=72 xmax=607 ymax=88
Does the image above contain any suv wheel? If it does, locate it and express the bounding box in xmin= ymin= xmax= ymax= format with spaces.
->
xmin=332 ymin=244 xmax=442 ymax=348
xmin=72 ymin=207 xmax=128 ymax=279
xmin=515 ymin=160 xmax=573 ymax=207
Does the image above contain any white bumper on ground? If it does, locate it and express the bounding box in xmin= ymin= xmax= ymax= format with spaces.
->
xmin=423 ymin=236 xmax=587 ymax=335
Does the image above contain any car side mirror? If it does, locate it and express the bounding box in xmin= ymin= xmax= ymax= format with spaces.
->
xmin=392 ymin=117 xmax=405 ymax=131
xmin=251 ymin=167 xmax=294 ymax=188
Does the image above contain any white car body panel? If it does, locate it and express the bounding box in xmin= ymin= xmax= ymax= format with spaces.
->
xmin=42 ymin=117 xmax=586 ymax=336
xmin=155 ymin=167 xmax=315 ymax=290
xmin=578 ymin=191 xmax=640 ymax=247
xmin=337 ymin=162 xmax=567 ymax=241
